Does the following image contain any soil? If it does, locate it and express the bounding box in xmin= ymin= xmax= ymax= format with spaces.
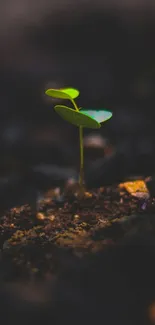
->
xmin=0 ymin=180 xmax=154 ymax=282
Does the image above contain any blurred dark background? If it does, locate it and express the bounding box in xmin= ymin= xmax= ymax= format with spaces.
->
xmin=1 ymin=0 xmax=155 ymax=205
xmin=1 ymin=2 xmax=155 ymax=324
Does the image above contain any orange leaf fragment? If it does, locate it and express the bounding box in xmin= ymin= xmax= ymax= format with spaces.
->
xmin=119 ymin=180 xmax=149 ymax=198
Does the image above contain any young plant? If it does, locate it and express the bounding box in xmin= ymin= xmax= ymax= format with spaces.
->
xmin=45 ymin=87 xmax=112 ymax=193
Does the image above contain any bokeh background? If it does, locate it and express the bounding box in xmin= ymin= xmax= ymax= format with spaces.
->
xmin=1 ymin=0 xmax=155 ymax=206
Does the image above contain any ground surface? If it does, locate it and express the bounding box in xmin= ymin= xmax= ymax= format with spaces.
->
xmin=0 ymin=180 xmax=154 ymax=281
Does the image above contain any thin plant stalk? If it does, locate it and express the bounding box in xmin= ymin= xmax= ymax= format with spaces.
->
xmin=79 ymin=125 xmax=84 ymax=187
xmin=71 ymin=98 xmax=85 ymax=189
xmin=71 ymin=99 xmax=79 ymax=111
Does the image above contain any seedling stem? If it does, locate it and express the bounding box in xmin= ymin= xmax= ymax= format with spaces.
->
xmin=71 ymin=98 xmax=84 ymax=188
xmin=79 ymin=126 xmax=84 ymax=187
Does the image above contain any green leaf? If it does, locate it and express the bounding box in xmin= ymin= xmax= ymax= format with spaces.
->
xmin=81 ymin=109 xmax=113 ymax=123
xmin=54 ymin=105 xmax=101 ymax=129
xmin=60 ymin=87 xmax=80 ymax=99
xmin=45 ymin=87 xmax=79 ymax=100
xmin=45 ymin=89 xmax=71 ymax=99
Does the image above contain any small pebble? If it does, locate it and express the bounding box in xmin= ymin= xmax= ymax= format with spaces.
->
xmin=48 ymin=215 xmax=55 ymax=221
xmin=81 ymin=222 xmax=87 ymax=227
xmin=132 ymin=192 xmax=150 ymax=199
xmin=141 ymin=201 xmax=147 ymax=210
xmin=85 ymin=192 xmax=92 ymax=198
xmin=37 ymin=212 xmax=45 ymax=220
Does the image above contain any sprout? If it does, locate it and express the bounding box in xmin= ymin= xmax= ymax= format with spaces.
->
xmin=45 ymin=87 xmax=112 ymax=193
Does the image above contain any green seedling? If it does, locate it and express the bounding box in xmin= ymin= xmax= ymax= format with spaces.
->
xmin=45 ymin=87 xmax=112 ymax=193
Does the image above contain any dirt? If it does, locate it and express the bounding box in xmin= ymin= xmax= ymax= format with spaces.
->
xmin=0 ymin=181 xmax=155 ymax=282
